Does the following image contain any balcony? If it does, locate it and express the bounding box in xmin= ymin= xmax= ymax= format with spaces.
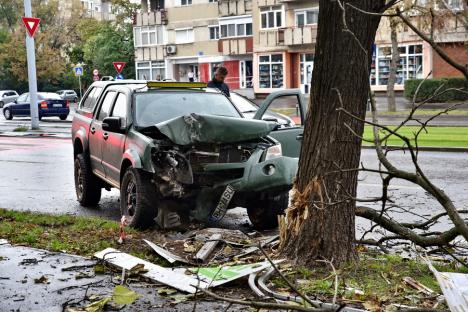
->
xmin=134 ymin=10 xmax=168 ymax=26
xmin=218 ymin=37 xmax=254 ymax=55
xmin=258 ymin=25 xmax=317 ymax=47
xmin=218 ymin=0 xmax=251 ymax=17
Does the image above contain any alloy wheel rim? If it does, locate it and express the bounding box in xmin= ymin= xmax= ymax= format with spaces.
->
xmin=4 ymin=109 xmax=10 ymax=119
xmin=75 ymin=162 xmax=84 ymax=200
xmin=125 ymin=177 xmax=137 ymax=221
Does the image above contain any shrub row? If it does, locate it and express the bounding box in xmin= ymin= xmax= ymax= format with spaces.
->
xmin=404 ymin=77 xmax=468 ymax=103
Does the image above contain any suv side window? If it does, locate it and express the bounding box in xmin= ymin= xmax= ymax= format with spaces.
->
xmin=111 ymin=93 xmax=127 ymax=119
xmin=98 ymin=91 xmax=117 ymax=121
xmin=81 ymin=87 xmax=103 ymax=111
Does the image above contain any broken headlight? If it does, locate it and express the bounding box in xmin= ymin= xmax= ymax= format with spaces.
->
xmin=264 ymin=144 xmax=282 ymax=161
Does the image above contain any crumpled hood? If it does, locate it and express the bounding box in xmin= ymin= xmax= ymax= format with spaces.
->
xmin=155 ymin=113 xmax=277 ymax=145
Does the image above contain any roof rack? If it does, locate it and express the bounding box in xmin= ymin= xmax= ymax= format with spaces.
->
xmin=147 ymin=81 xmax=207 ymax=89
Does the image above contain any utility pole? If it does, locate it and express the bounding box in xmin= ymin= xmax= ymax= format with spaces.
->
xmin=24 ymin=0 xmax=39 ymax=130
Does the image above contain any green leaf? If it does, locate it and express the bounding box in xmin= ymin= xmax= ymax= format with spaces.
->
xmin=112 ymin=285 xmax=140 ymax=305
xmin=86 ymin=297 xmax=110 ymax=312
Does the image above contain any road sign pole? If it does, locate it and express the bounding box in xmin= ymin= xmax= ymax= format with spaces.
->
xmin=24 ymin=0 xmax=39 ymax=130
xmin=78 ymin=75 xmax=82 ymax=99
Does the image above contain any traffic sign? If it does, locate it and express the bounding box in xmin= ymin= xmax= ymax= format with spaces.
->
xmin=93 ymin=69 xmax=99 ymax=76
xmin=74 ymin=67 xmax=83 ymax=76
xmin=21 ymin=17 xmax=40 ymax=37
xmin=115 ymin=74 xmax=124 ymax=80
xmin=113 ymin=62 xmax=126 ymax=74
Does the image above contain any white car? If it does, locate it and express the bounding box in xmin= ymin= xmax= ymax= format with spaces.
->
xmin=0 ymin=90 xmax=19 ymax=108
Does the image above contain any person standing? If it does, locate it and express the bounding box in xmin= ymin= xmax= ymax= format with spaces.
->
xmin=207 ymin=66 xmax=230 ymax=97
xmin=188 ymin=70 xmax=195 ymax=82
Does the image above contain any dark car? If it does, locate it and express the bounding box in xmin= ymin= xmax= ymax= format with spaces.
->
xmin=3 ymin=92 xmax=70 ymax=121
xmin=72 ymin=81 xmax=299 ymax=230
xmin=57 ymin=90 xmax=78 ymax=102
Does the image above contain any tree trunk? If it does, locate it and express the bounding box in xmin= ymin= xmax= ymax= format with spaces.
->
xmin=387 ymin=18 xmax=399 ymax=112
xmin=279 ymin=0 xmax=385 ymax=267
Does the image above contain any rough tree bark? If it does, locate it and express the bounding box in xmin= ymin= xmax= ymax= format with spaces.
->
xmin=387 ymin=18 xmax=399 ymax=112
xmin=279 ymin=0 xmax=386 ymax=267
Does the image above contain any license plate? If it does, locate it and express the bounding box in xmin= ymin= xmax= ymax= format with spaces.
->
xmin=209 ymin=185 xmax=235 ymax=223
xmin=53 ymin=104 xmax=62 ymax=107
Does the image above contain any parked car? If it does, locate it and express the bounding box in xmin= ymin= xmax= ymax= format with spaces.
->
xmin=0 ymin=90 xmax=19 ymax=108
xmin=57 ymin=90 xmax=78 ymax=102
xmin=3 ymin=92 xmax=70 ymax=121
xmin=71 ymin=81 xmax=300 ymax=230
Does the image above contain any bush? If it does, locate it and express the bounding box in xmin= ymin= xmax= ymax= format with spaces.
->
xmin=404 ymin=77 xmax=468 ymax=103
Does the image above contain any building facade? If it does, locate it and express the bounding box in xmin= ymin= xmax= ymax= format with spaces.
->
xmin=133 ymin=0 xmax=467 ymax=94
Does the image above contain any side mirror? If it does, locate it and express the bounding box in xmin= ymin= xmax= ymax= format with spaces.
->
xmin=102 ymin=117 xmax=124 ymax=133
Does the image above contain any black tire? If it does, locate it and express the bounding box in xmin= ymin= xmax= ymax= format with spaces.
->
xmin=120 ymin=168 xmax=158 ymax=229
xmin=247 ymin=192 xmax=289 ymax=230
xmin=59 ymin=114 xmax=68 ymax=120
xmin=74 ymin=154 xmax=101 ymax=206
xmin=38 ymin=115 xmax=42 ymax=121
xmin=3 ymin=108 xmax=12 ymax=120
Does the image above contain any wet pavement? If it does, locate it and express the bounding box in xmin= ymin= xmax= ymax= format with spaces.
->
xmin=0 ymin=136 xmax=466 ymax=237
xmin=0 ymin=240 xmax=245 ymax=311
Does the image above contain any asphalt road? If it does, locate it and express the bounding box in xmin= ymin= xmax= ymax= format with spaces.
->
xmin=0 ymin=136 xmax=466 ymax=237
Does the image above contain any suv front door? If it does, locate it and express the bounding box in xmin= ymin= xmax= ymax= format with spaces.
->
xmin=102 ymin=92 xmax=128 ymax=185
xmin=254 ymin=89 xmax=307 ymax=158
xmin=89 ymin=90 xmax=117 ymax=178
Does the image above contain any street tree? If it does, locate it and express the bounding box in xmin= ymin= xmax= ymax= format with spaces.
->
xmin=279 ymin=0 xmax=389 ymax=267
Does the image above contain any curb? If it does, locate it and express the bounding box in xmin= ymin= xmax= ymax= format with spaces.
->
xmin=362 ymin=145 xmax=468 ymax=153
xmin=0 ymin=132 xmax=70 ymax=139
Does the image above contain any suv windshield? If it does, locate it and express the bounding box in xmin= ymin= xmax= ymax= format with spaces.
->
xmin=134 ymin=91 xmax=241 ymax=128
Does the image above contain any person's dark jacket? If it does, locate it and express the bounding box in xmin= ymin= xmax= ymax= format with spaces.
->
xmin=207 ymin=79 xmax=230 ymax=97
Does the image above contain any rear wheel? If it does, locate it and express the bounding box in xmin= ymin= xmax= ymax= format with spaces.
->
xmin=3 ymin=108 xmax=12 ymax=120
xmin=59 ymin=115 xmax=68 ymax=120
xmin=247 ymin=192 xmax=289 ymax=230
xmin=120 ymin=168 xmax=158 ymax=229
xmin=74 ymin=154 xmax=101 ymax=206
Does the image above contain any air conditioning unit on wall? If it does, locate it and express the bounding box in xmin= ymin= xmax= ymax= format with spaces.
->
xmin=166 ymin=45 xmax=177 ymax=54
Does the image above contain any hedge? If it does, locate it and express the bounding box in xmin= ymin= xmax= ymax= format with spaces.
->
xmin=404 ymin=77 xmax=468 ymax=103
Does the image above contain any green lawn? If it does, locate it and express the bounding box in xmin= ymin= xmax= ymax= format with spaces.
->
xmin=363 ymin=126 xmax=468 ymax=148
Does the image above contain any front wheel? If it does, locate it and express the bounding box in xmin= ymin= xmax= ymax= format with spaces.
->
xmin=3 ymin=108 xmax=12 ymax=120
xmin=247 ymin=192 xmax=289 ymax=230
xmin=74 ymin=154 xmax=101 ymax=206
xmin=120 ymin=168 xmax=158 ymax=229
xmin=59 ymin=114 xmax=68 ymax=120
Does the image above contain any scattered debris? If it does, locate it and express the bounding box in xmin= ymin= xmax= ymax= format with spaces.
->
xmin=19 ymin=258 xmax=39 ymax=265
xmin=85 ymin=297 xmax=110 ymax=312
xmin=427 ymin=260 xmax=468 ymax=311
xmin=95 ymin=247 xmax=279 ymax=293
xmin=118 ymin=216 xmax=129 ymax=244
xmin=195 ymin=233 xmax=222 ymax=263
xmin=34 ymin=275 xmax=49 ymax=284
xmin=234 ymin=235 xmax=279 ymax=259
xmin=143 ymin=239 xmax=191 ymax=264
xmin=402 ymin=276 xmax=434 ymax=296
xmin=0 ymin=238 xmax=8 ymax=245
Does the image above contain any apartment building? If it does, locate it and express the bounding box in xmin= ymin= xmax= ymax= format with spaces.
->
xmin=133 ymin=0 xmax=467 ymax=94
xmin=134 ymin=0 xmax=254 ymax=90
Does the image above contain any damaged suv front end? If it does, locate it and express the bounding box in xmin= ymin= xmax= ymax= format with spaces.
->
xmin=126 ymin=86 xmax=297 ymax=229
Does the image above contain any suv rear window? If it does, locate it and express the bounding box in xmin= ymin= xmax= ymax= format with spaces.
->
xmin=134 ymin=91 xmax=240 ymax=128
xmin=81 ymin=87 xmax=103 ymax=111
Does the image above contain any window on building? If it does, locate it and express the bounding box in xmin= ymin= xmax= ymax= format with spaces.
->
xmin=219 ymin=17 xmax=253 ymax=38
xmin=448 ymin=0 xmax=463 ymax=10
xmin=209 ymin=26 xmax=219 ymax=40
xmin=370 ymin=44 xmax=423 ymax=86
xmin=209 ymin=0 xmax=218 ymax=2
xmin=261 ymin=7 xmax=283 ymax=29
xmin=134 ymin=26 xmax=164 ymax=47
xmin=295 ymin=8 xmax=318 ymax=26
xmin=180 ymin=0 xmax=192 ymax=5
xmin=175 ymin=28 xmax=194 ymax=43
xmin=136 ymin=61 xmax=166 ymax=80
xmin=258 ymin=54 xmax=283 ymax=89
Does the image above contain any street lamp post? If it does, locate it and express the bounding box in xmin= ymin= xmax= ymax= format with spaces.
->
xmin=24 ymin=0 xmax=39 ymax=130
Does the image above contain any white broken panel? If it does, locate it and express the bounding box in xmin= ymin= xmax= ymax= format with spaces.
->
xmin=143 ymin=239 xmax=191 ymax=264
xmin=428 ymin=261 xmax=468 ymax=312
xmin=94 ymin=248 xmax=208 ymax=293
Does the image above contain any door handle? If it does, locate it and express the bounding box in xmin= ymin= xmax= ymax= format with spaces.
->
xmin=296 ymin=134 xmax=303 ymax=141
xmin=103 ymin=133 xmax=109 ymax=140
xmin=90 ymin=127 xmax=96 ymax=134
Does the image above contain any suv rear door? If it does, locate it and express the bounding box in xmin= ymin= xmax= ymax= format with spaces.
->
xmin=101 ymin=91 xmax=129 ymax=185
xmin=253 ymin=89 xmax=307 ymax=158
xmin=89 ymin=90 xmax=117 ymax=178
